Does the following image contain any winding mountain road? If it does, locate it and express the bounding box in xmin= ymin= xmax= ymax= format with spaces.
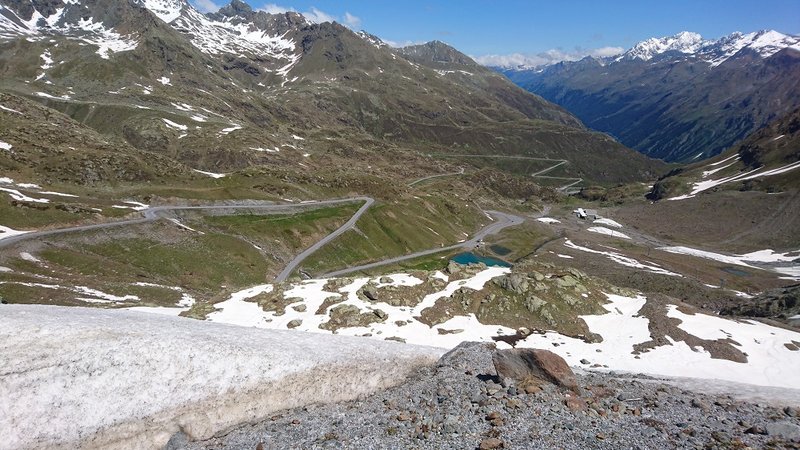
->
xmin=419 ymin=153 xmax=582 ymax=191
xmin=275 ymin=197 xmax=373 ymax=282
xmin=320 ymin=210 xmax=524 ymax=278
xmin=1 ymin=195 xmax=522 ymax=283
xmin=0 ymin=197 xmax=374 ymax=282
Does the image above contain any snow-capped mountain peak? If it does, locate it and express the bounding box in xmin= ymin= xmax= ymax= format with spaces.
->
xmin=622 ymin=31 xmax=705 ymax=61
xmin=138 ymin=0 xmax=187 ymax=24
xmin=0 ymin=0 xmax=139 ymax=59
xmin=619 ymin=29 xmax=800 ymax=66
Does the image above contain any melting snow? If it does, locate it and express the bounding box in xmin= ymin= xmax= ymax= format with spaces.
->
xmin=0 ymin=140 xmax=11 ymax=151
xmin=36 ymin=91 xmax=70 ymax=100
xmin=587 ymin=226 xmax=631 ymax=239
xmin=111 ymin=201 xmax=149 ymax=211
xmin=564 ymin=239 xmax=681 ymax=276
xmin=219 ymin=124 xmax=242 ymax=136
xmin=536 ymin=217 xmax=560 ymax=224
xmin=193 ymin=169 xmax=227 ymax=179
xmin=0 ymin=104 xmax=22 ymax=114
xmin=207 ymin=284 xmax=275 ymax=327
xmin=658 ymin=245 xmax=799 ymax=277
xmin=1 ymin=304 xmax=441 ymax=449
xmin=0 ymin=225 xmax=29 ymax=241
xmin=157 ymin=76 xmax=172 ymax=85
xmin=0 ymin=187 xmax=50 ymax=203
xmin=593 ymin=218 xmax=623 ymax=228
xmin=167 ymin=218 xmax=204 ymax=234
xmin=162 ymin=118 xmax=187 ymax=131
xmin=20 ymin=252 xmax=42 ymax=263
xmin=670 ymin=160 xmax=800 ymax=200
xmin=74 ymin=286 xmax=139 ymax=303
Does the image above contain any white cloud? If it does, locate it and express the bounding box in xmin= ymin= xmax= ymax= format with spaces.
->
xmin=303 ymin=7 xmax=335 ymax=24
xmin=259 ymin=3 xmax=293 ymax=14
xmin=193 ymin=0 xmax=220 ymax=13
xmin=343 ymin=12 xmax=361 ymax=29
xmin=382 ymin=38 xmax=427 ymax=48
xmin=256 ymin=4 xmax=361 ymax=29
xmin=473 ymin=46 xmax=625 ymax=69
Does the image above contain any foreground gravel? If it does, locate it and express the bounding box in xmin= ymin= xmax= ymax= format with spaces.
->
xmin=174 ymin=343 xmax=800 ymax=449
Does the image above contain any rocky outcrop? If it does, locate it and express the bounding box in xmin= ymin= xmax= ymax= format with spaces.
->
xmin=492 ymin=348 xmax=579 ymax=392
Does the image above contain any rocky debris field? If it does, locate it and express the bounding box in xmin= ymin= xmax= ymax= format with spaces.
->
xmin=176 ymin=343 xmax=800 ymax=450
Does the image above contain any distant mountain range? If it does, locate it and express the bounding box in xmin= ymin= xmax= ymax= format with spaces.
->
xmin=496 ymin=30 xmax=800 ymax=162
xmin=0 ymin=0 xmax=664 ymax=187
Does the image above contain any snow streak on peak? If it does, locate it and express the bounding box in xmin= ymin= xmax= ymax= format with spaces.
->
xmin=357 ymin=31 xmax=388 ymax=49
xmin=139 ymin=0 xmax=187 ymax=23
xmin=171 ymin=7 xmax=296 ymax=58
xmin=135 ymin=0 xmax=299 ymax=60
xmin=0 ymin=3 xmax=138 ymax=59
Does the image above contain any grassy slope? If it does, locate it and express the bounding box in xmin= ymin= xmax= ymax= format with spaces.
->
xmin=0 ymin=204 xmax=359 ymax=305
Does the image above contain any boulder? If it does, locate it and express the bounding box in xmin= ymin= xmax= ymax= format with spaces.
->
xmin=766 ymin=421 xmax=800 ymax=440
xmin=530 ymin=271 xmax=545 ymax=282
xmin=524 ymin=295 xmax=547 ymax=312
xmin=555 ymin=275 xmax=579 ymax=288
xmin=360 ymin=286 xmax=378 ymax=301
xmin=492 ymin=348 xmax=579 ymax=392
xmin=446 ymin=261 xmax=461 ymax=275
xmin=492 ymin=273 xmax=529 ymax=294
xmin=287 ymin=319 xmax=302 ymax=329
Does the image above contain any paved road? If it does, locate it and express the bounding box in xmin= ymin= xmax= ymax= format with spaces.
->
xmin=407 ymin=168 xmax=465 ymax=187
xmin=0 ymin=196 xmax=521 ymax=283
xmin=0 ymin=197 xmax=374 ymax=282
xmin=275 ymin=197 xmax=373 ymax=282
xmin=320 ymin=210 xmax=524 ymax=278
xmin=422 ymin=153 xmax=582 ymax=191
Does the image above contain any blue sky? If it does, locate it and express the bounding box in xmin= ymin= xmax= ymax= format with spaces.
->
xmin=193 ymin=0 xmax=800 ymax=64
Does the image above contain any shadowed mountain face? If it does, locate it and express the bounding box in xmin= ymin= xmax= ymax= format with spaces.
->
xmin=0 ymin=0 xmax=665 ymax=187
xmin=647 ymin=107 xmax=800 ymax=201
xmin=499 ymin=31 xmax=800 ymax=163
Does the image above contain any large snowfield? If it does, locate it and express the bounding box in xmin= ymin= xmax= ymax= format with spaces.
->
xmin=197 ymin=268 xmax=800 ymax=391
xmin=2 ymin=269 xmax=800 ymax=448
xmin=0 ymin=305 xmax=443 ymax=450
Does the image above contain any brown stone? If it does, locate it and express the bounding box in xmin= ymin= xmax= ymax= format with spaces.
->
xmin=523 ymin=383 xmax=542 ymax=395
xmin=492 ymin=348 xmax=579 ymax=392
xmin=564 ymin=394 xmax=587 ymax=412
xmin=479 ymin=438 xmax=504 ymax=449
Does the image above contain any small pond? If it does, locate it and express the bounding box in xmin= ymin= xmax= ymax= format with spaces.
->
xmin=451 ymin=252 xmax=511 ymax=267
xmin=489 ymin=244 xmax=512 ymax=256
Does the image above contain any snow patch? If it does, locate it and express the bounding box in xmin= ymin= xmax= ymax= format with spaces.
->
xmin=587 ymin=226 xmax=630 ymax=239
xmin=0 ymin=225 xmax=30 ymax=241
xmin=162 ymin=118 xmax=187 ymax=131
xmin=0 ymin=305 xmax=441 ymax=449
xmin=20 ymin=252 xmax=41 ymax=263
xmin=192 ymin=169 xmax=227 ymax=179
xmin=564 ymin=239 xmax=681 ymax=276
xmin=0 ymin=104 xmax=22 ymax=114
xmin=593 ymin=218 xmax=623 ymax=228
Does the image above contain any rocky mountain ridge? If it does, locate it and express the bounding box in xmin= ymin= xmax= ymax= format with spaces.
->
xmin=498 ymin=29 xmax=800 ymax=162
xmin=0 ymin=0 xmax=664 ymax=188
